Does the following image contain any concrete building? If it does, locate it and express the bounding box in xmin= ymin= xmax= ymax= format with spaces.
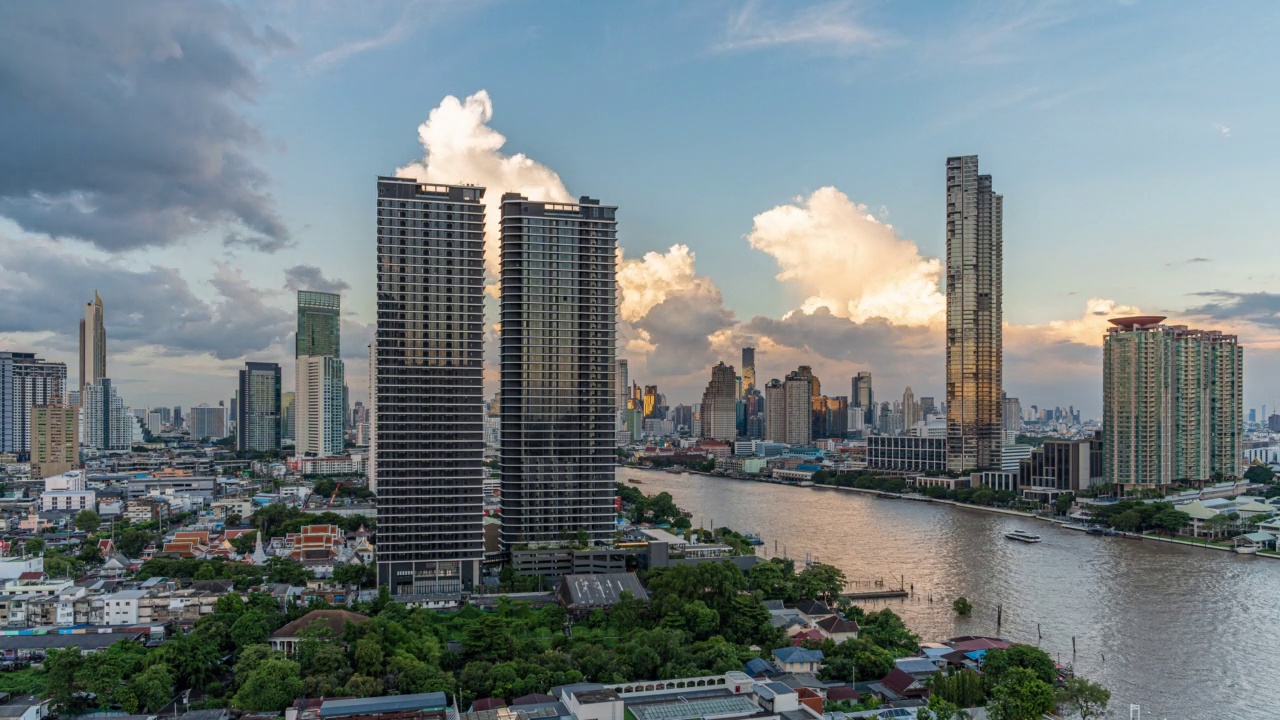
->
xmin=190 ymin=404 xmax=228 ymax=441
xmin=82 ymin=379 xmax=131 ymax=452
xmin=945 ymin=155 xmax=1003 ymax=471
xmin=764 ymin=379 xmax=786 ymax=444
xmin=852 ymin=371 xmax=874 ymax=428
xmin=741 ymin=347 xmax=756 ymax=396
xmin=373 ymin=178 xmax=486 ymax=596
xmin=79 ymin=291 xmax=106 ymax=399
xmin=783 ymin=371 xmax=813 ymax=446
xmin=902 ymin=387 xmax=920 ymax=430
xmin=295 ymin=290 xmax=345 ymax=457
xmin=699 ymin=362 xmax=738 ymax=442
xmin=280 ymin=391 xmax=296 ymax=441
xmin=30 ymin=404 xmax=78 ymax=478
xmin=1002 ymin=394 xmax=1022 ymax=434
xmin=1 ymin=352 xmax=68 ymax=456
xmin=500 ymin=192 xmax=617 ymax=551
xmin=1103 ymin=316 xmax=1244 ymax=490
xmin=237 ymin=362 xmax=282 ymax=452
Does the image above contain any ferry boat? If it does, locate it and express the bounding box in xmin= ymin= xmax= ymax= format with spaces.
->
xmin=1004 ymin=529 xmax=1042 ymax=543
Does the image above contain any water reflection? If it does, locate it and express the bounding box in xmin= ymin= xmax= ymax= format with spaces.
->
xmin=619 ymin=468 xmax=1280 ymax=720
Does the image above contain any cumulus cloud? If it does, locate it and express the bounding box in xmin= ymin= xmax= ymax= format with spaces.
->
xmin=0 ymin=2 xmax=292 ymax=253
xmin=396 ymin=91 xmax=573 ymax=279
xmin=284 ymin=265 xmax=351 ymax=294
xmin=746 ymin=187 xmax=945 ymax=326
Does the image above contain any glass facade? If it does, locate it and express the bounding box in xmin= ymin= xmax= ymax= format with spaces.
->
xmin=945 ymin=155 xmax=1003 ymax=471
xmin=296 ymin=290 xmax=341 ymax=357
xmin=499 ymin=193 xmax=617 ymax=549
xmin=373 ymin=178 xmax=486 ymax=596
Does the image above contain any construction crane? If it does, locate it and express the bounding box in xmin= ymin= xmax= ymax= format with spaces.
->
xmin=327 ymin=481 xmax=347 ymax=510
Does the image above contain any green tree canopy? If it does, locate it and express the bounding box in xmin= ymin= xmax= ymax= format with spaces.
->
xmin=74 ymin=508 xmax=102 ymax=533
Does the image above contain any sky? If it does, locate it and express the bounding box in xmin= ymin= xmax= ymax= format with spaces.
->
xmin=2 ymin=0 xmax=1280 ymax=419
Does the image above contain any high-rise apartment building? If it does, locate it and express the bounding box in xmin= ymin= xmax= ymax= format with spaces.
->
xmin=1103 ymin=316 xmax=1243 ymax=490
xmin=82 ymin=379 xmax=131 ymax=452
xmin=499 ymin=193 xmax=617 ymax=550
xmin=616 ymin=359 xmax=629 ymax=414
xmin=30 ymin=404 xmax=78 ymax=478
xmin=783 ymin=370 xmax=813 ymax=446
xmin=295 ymin=290 xmax=345 ymax=457
xmin=1 ymin=352 xmax=67 ymax=456
xmin=764 ymin=379 xmax=786 ymax=443
xmin=190 ymin=404 xmax=227 ymax=440
xmin=374 ymin=178 xmax=486 ymax=595
xmin=173 ymin=406 xmax=183 ymax=431
xmin=699 ymin=362 xmax=738 ymax=442
xmin=852 ymin=371 xmax=874 ymax=427
xmin=741 ymin=347 xmax=756 ymax=396
xmin=237 ymin=362 xmax=281 ymax=452
xmin=1002 ymin=394 xmax=1023 ymax=433
xmin=78 ymin=291 xmax=106 ymax=398
xmin=280 ymin=392 xmax=296 ymax=441
xmin=945 ymin=155 xmax=1003 ymax=471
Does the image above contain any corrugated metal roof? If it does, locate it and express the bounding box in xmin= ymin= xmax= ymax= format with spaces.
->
xmin=319 ymin=692 xmax=448 ymax=718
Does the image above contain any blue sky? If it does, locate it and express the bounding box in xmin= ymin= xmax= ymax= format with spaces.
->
xmin=2 ymin=0 xmax=1279 ymax=417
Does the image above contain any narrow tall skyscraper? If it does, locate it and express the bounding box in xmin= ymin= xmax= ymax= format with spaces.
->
xmin=237 ymin=362 xmax=281 ymax=452
xmin=945 ymin=155 xmax=1003 ymax=471
xmin=78 ymin=291 xmax=106 ymax=398
xmin=295 ymin=290 xmax=345 ymax=457
xmin=499 ymin=193 xmax=617 ymax=550
xmin=374 ymin=178 xmax=486 ymax=596
xmin=741 ymin=347 xmax=756 ymax=396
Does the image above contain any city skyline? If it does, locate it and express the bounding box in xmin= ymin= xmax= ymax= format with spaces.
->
xmin=4 ymin=3 xmax=1280 ymax=417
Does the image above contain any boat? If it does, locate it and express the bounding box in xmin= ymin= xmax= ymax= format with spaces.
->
xmin=1086 ymin=526 xmax=1105 ymax=536
xmin=744 ymin=532 xmax=765 ymax=546
xmin=1004 ymin=529 xmax=1042 ymax=543
xmin=626 ymin=478 xmax=642 ymax=484
xmin=1235 ymin=545 xmax=1259 ymax=555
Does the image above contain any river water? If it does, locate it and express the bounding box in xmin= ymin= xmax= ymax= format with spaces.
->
xmin=618 ymin=468 xmax=1280 ymax=720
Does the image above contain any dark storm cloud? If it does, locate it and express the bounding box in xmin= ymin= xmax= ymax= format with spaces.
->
xmin=634 ymin=294 xmax=736 ymax=376
xmin=0 ymin=238 xmax=291 ymax=359
xmin=284 ymin=265 xmax=351 ymax=294
xmin=0 ymin=2 xmax=292 ymax=253
xmin=1186 ymin=291 xmax=1280 ymax=328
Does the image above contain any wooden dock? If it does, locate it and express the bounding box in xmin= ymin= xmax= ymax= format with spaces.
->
xmin=841 ymin=589 xmax=910 ymax=601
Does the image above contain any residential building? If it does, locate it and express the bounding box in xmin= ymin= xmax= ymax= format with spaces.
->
xmin=190 ymin=404 xmax=228 ymax=441
xmin=945 ymin=155 xmax=1003 ymax=471
xmin=79 ymin=290 xmax=107 ymax=398
xmin=281 ymin=391 xmax=296 ymax=441
xmin=296 ymin=290 xmax=345 ymax=457
xmin=30 ymin=404 xmax=79 ymax=478
xmin=237 ymin=362 xmax=282 ymax=452
xmin=1002 ymin=394 xmax=1022 ymax=433
xmin=700 ymin=362 xmax=738 ymax=442
xmin=373 ymin=178 xmax=486 ymax=596
xmin=783 ymin=371 xmax=813 ymax=446
xmin=82 ymin=379 xmax=132 ymax=452
xmin=615 ymin=359 xmax=629 ymax=414
xmin=764 ymin=379 xmax=786 ymax=444
xmin=1 ymin=352 xmax=68 ymax=456
xmin=1103 ymin=316 xmax=1244 ymax=489
xmin=851 ymin=371 xmax=874 ymax=428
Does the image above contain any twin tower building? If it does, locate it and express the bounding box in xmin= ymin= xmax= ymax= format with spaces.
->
xmin=372 ymin=179 xmax=617 ymax=597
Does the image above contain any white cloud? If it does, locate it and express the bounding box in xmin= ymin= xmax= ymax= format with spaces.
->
xmin=1213 ymin=123 xmax=1232 ymax=138
xmin=717 ymin=0 xmax=889 ymax=53
xmin=309 ymin=10 xmax=415 ymax=71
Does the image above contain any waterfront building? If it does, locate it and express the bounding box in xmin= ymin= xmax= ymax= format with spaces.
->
xmin=82 ymin=379 xmax=131 ymax=452
xmin=374 ymin=178 xmax=486 ymax=595
xmin=0 ymin=352 xmax=67 ymax=456
xmin=824 ymin=396 xmax=849 ymax=438
xmin=1103 ymin=316 xmax=1243 ymax=490
xmin=1000 ymin=442 xmax=1033 ymax=474
xmin=1020 ymin=439 xmax=1099 ymax=492
xmin=190 ymin=404 xmax=227 ymax=440
xmin=866 ymin=435 xmax=947 ymax=472
xmin=700 ymin=362 xmax=738 ymax=442
xmin=499 ymin=192 xmax=617 ymax=552
xmin=237 ymin=362 xmax=282 ymax=452
xmin=30 ymin=404 xmax=78 ymax=478
xmin=78 ymin=291 xmax=106 ymax=398
xmin=945 ymin=155 xmax=1003 ymax=472
xmin=783 ymin=370 xmax=813 ymax=446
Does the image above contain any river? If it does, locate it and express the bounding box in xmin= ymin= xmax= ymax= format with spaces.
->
xmin=618 ymin=467 xmax=1280 ymax=720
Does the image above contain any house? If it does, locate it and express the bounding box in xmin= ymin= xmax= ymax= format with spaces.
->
xmin=790 ymin=629 xmax=825 ymax=645
xmin=771 ymin=646 xmax=825 ymax=674
xmin=468 ymin=699 xmax=506 ymax=713
xmin=893 ymin=657 xmax=941 ymax=682
xmin=815 ymin=615 xmax=860 ymax=643
xmin=555 ymin=573 xmax=648 ymax=616
xmin=793 ymin=599 xmax=834 ymax=623
xmin=824 ymin=686 xmax=860 ymax=704
xmin=269 ymin=609 xmax=368 ymax=654
xmin=870 ymin=668 xmax=928 ymax=702
xmin=509 ymin=695 xmax=557 ymax=707
xmin=743 ymin=657 xmax=778 ymax=679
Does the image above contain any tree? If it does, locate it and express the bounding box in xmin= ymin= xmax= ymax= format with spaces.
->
xmin=233 ymin=658 xmax=304 ymax=711
xmin=24 ymin=537 xmax=44 ymax=555
xmin=1152 ymin=509 xmax=1192 ymax=536
xmin=1055 ymin=493 xmax=1075 ymax=516
xmin=1111 ymin=509 xmax=1141 ymax=532
xmin=462 ymin=613 xmax=515 ymax=662
xmin=952 ymin=596 xmax=973 ymax=616
xmin=230 ymin=611 xmax=275 ymax=650
xmin=230 ymin=531 xmax=257 ymax=554
xmin=982 ymin=645 xmax=1057 ymax=686
xmin=797 ymin=563 xmax=846 ymax=604
xmin=43 ymin=646 xmax=86 ymax=712
xmin=116 ymin=528 xmax=152 ymax=557
xmin=1056 ymin=677 xmax=1111 ymax=720
xmin=1243 ymin=464 xmax=1275 ymax=484
xmin=131 ymin=663 xmax=175 ymax=713
xmin=987 ymin=667 xmax=1055 ymax=720
xmin=917 ymin=694 xmax=968 ymax=720
xmin=75 ymin=509 xmax=102 ymax=534
xmin=928 ymin=669 xmax=986 ymax=709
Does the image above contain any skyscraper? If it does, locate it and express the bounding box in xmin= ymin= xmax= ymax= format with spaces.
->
xmin=190 ymin=404 xmax=228 ymax=440
xmin=374 ymin=178 xmax=486 ymax=595
xmin=741 ymin=347 xmax=756 ymax=396
xmin=945 ymin=155 xmax=1003 ymax=471
xmin=764 ymin=379 xmax=786 ymax=443
xmin=852 ymin=371 xmax=874 ymax=427
xmin=1002 ymin=394 xmax=1023 ymax=433
xmin=30 ymin=404 xmax=78 ymax=478
xmin=294 ymin=290 xmax=345 ymax=457
xmin=783 ymin=370 xmax=813 ymax=446
xmin=280 ymin=391 xmax=295 ymax=441
xmin=1103 ymin=316 xmax=1243 ymax=490
xmin=499 ymin=193 xmax=617 ymax=550
xmin=78 ymin=291 xmax=106 ymax=398
xmin=237 ymin=362 xmax=281 ymax=452
xmin=1 ymin=352 xmax=67 ymax=456
xmin=82 ymin=378 xmax=131 ymax=452
xmin=699 ymin=362 xmax=738 ymax=442
xmin=616 ymin=359 xmax=629 ymax=414
xmin=902 ymin=387 xmax=920 ymax=429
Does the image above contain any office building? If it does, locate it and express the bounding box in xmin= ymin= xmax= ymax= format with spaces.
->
xmin=866 ymin=435 xmax=947 ymax=472
xmin=374 ymin=178 xmax=486 ymax=595
xmin=499 ymin=192 xmax=617 ymax=550
xmin=741 ymin=347 xmax=756 ymax=396
xmin=643 ymin=385 xmax=660 ymax=419
xmin=83 ymin=379 xmax=131 ymax=452
xmin=190 ymin=404 xmax=227 ymax=440
xmin=945 ymin=155 xmax=1004 ymax=471
xmin=280 ymin=391 xmax=296 ymax=441
xmin=920 ymin=396 xmax=936 ymax=418
xmin=172 ymin=406 xmax=183 ymax=431
xmin=699 ymin=362 xmax=738 ymax=442
xmin=1271 ymin=414 xmax=1280 ymax=433
xmin=237 ymin=362 xmax=281 ymax=452
xmin=294 ymin=290 xmax=345 ymax=457
xmin=30 ymin=404 xmax=79 ymax=478
xmin=1103 ymin=316 xmax=1243 ymax=490
xmin=852 ymin=371 xmax=874 ymax=427
xmin=902 ymin=387 xmax=920 ymax=429
xmin=297 ymin=290 xmax=341 ymax=357
xmin=1002 ymin=394 xmax=1023 ymax=434
xmin=1 ymin=352 xmax=68 ymax=456
xmin=78 ymin=291 xmax=106 ymax=398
